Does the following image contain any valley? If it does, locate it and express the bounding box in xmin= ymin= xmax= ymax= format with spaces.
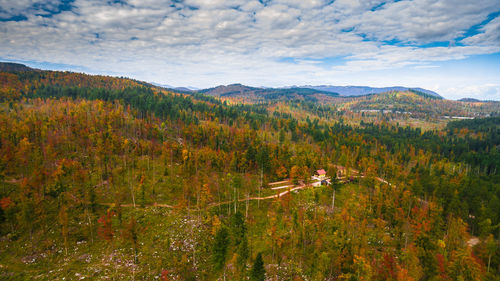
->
xmin=0 ymin=64 xmax=499 ymax=280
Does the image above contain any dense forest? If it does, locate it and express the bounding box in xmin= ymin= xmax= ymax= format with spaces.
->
xmin=0 ymin=68 xmax=499 ymax=280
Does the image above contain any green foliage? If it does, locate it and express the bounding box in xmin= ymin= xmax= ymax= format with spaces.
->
xmin=212 ymin=226 xmax=229 ymax=272
xmin=0 ymin=69 xmax=498 ymax=280
xmin=230 ymin=211 xmax=246 ymax=247
xmin=250 ymin=252 xmax=265 ymax=281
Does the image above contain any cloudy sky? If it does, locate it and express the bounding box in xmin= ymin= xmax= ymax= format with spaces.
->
xmin=1 ymin=0 xmax=499 ymax=100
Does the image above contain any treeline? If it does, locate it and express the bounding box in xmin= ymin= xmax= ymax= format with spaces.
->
xmin=26 ymin=84 xmax=270 ymax=127
xmin=358 ymin=121 xmax=499 ymax=175
xmin=446 ymin=116 xmax=500 ymax=134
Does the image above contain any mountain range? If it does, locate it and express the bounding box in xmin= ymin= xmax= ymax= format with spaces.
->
xmin=167 ymin=83 xmax=443 ymax=100
xmin=194 ymin=83 xmax=446 ymax=104
xmin=299 ymin=85 xmax=442 ymax=98
xmin=0 ymin=62 xmax=487 ymax=102
xmin=197 ymin=83 xmax=344 ymax=103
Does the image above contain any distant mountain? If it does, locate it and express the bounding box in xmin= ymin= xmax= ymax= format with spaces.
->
xmin=199 ymin=84 xmax=258 ymax=96
xmin=457 ymin=98 xmax=499 ymax=103
xmin=198 ymin=83 xmax=339 ymax=103
xmin=150 ymin=82 xmax=198 ymax=92
xmin=301 ymin=85 xmax=442 ymax=99
xmin=173 ymin=87 xmax=196 ymax=92
xmin=1 ymin=65 xmax=497 ymax=117
xmin=197 ymin=84 xmax=442 ymax=103
xmin=458 ymin=98 xmax=481 ymax=102
xmin=0 ymin=62 xmax=36 ymax=72
xmin=150 ymin=82 xmax=175 ymax=88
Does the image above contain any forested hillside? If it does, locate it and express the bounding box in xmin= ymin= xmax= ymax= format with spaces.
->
xmin=336 ymin=91 xmax=499 ymax=119
xmin=194 ymin=81 xmax=499 ymax=120
xmin=199 ymin=84 xmax=339 ymax=104
xmin=0 ymin=68 xmax=499 ymax=280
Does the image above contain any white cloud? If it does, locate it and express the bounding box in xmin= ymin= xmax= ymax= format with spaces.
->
xmin=338 ymin=45 xmax=500 ymax=72
xmin=463 ymin=16 xmax=500 ymax=46
xmin=0 ymin=0 xmax=62 ymax=18
xmin=345 ymin=0 xmax=500 ymax=43
xmin=441 ymin=84 xmax=500 ymax=100
xmin=0 ymin=0 xmax=499 ymax=99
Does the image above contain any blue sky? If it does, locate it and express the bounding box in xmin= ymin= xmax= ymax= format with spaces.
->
xmin=1 ymin=0 xmax=499 ymax=100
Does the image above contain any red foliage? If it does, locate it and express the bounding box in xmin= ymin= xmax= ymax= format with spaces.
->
xmin=97 ymin=210 xmax=115 ymax=241
xmin=436 ymin=253 xmax=449 ymax=280
xmin=375 ymin=253 xmax=397 ymax=280
xmin=0 ymin=197 xmax=13 ymax=210
xmin=161 ymin=269 xmax=170 ymax=281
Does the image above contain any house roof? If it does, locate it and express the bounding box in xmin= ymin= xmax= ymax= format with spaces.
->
xmin=316 ymin=169 xmax=326 ymax=175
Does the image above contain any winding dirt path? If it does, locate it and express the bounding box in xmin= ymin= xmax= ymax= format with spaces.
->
xmin=2 ymin=168 xmax=405 ymax=211
xmin=97 ymin=182 xmax=312 ymax=210
xmin=211 ymin=182 xmax=308 ymax=206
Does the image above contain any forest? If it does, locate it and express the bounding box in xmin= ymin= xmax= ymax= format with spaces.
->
xmin=0 ymin=68 xmax=499 ymax=280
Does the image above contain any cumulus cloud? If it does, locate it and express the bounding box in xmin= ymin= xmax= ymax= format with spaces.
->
xmin=0 ymin=0 xmax=64 ymax=19
xmin=0 ymin=0 xmax=499 ymax=99
xmin=344 ymin=0 xmax=499 ymax=43
xmin=462 ymin=16 xmax=500 ymax=46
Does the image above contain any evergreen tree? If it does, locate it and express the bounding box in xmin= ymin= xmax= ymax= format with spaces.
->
xmin=231 ymin=210 xmax=246 ymax=246
xmin=212 ymin=226 xmax=229 ymax=272
xmin=237 ymin=236 xmax=249 ymax=271
xmin=279 ymin=129 xmax=285 ymax=144
xmin=251 ymin=252 xmax=265 ymax=281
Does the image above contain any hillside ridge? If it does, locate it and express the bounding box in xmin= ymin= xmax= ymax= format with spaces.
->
xmin=0 ymin=62 xmax=37 ymax=72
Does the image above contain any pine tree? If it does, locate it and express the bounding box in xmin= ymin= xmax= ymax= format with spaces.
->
xmin=231 ymin=211 xmax=246 ymax=246
xmin=212 ymin=226 xmax=229 ymax=272
xmin=251 ymin=252 xmax=265 ymax=281
xmin=237 ymin=237 xmax=249 ymax=273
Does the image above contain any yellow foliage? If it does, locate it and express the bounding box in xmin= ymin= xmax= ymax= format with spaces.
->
xmin=211 ymin=215 xmax=221 ymax=235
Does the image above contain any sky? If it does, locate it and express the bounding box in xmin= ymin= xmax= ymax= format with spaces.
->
xmin=1 ymin=0 xmax=499 ymax=100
